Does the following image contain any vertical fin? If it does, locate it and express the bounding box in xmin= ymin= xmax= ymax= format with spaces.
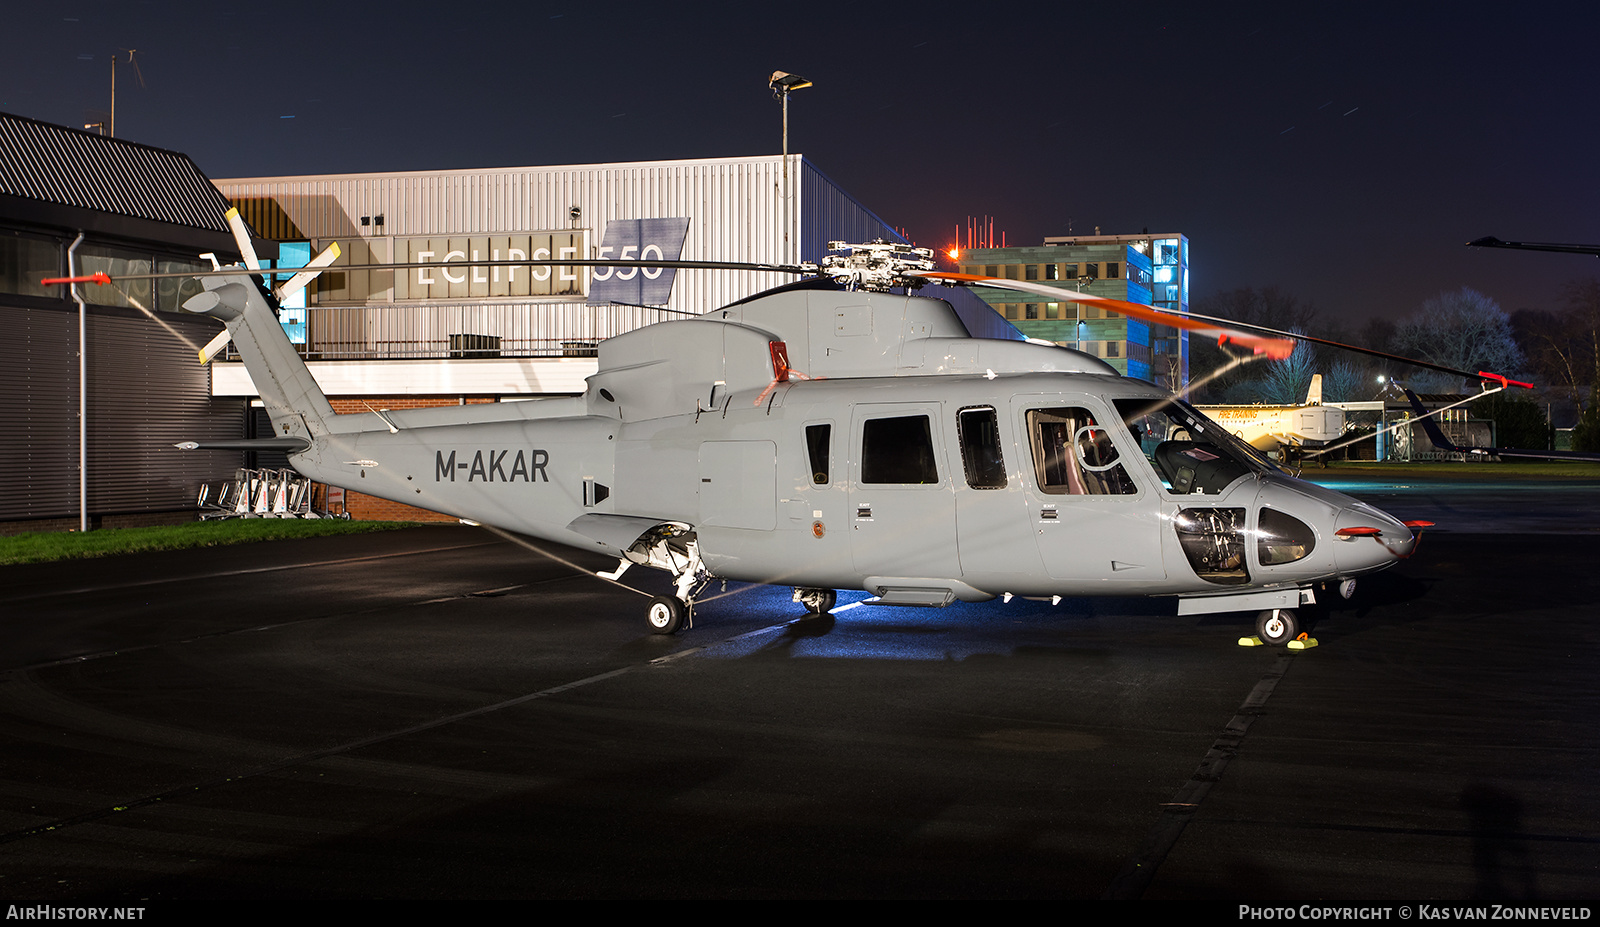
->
xmin=182 ymin=274 xmax=333 ymax=439
xmin=1305 ymin=373 xmax=1323 ymax=406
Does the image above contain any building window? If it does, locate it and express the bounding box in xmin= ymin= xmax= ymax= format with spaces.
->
xmin=78 ymin=245 xmax=152 ymax=309
xmin=1025 ymin=303 xmax=1039 ymax=320
xmin=1106 ymin=262 xmax=1120 ymax=279
xmin=1025 ymin=264 xmax=1039 ymax=280
xmin=0 ymin=232 xmax=60 ymax=298
xmin=157 ymin=257 xmax=210 ymax=312
xmin=1045 ymin=263 xmax=1058 ymax=280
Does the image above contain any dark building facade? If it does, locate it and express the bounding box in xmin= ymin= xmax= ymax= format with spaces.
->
xmin=0 ymin=112 xmax=251 ymax=533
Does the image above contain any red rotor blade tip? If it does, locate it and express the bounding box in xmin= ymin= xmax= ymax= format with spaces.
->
xmin=39 ymin=272 xmax=111 ymax=286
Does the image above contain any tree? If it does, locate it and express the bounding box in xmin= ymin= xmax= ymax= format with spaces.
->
xmin=1513 ymin=279 xmax=1600 ymax=417
xmin=1321 ymin=359 xmax=1371 ymax=403
xmin=1574 ymin=385 xmax=1600 ymax=453
xmin=1393 ymin=288 xmax=1524 ymax=392
xmin=1188 ymin=287 xmax=1320 ymax=402
xmin=1471 ymin=392 xmax=1549 ymax=451
xmin=1255 ymin=334 xmax=1316 ymax=404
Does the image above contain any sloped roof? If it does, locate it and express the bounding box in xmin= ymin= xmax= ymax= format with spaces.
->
xmin=0 ymin=110 xmax=234 ymax=243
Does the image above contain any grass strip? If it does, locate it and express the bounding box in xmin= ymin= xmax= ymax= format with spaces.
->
xmin=0 ymin=519 xmax=419 ymax=566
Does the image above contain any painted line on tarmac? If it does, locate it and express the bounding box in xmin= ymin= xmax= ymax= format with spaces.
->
xmin=0 ymin=573 xmax=570 ymax=677
xmin=0 ymin=619 xmax=785 ymax=848
xmin=1102 ymin=651 xmax=1295 ymax=899
xmin=0 ymin=540 xmax=504 ymax=605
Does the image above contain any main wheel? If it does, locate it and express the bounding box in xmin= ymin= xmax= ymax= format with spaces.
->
xmin=1255 ymin=608 xmax=1300 ymax=646
xmin=647 ymin=595 xmax=685 ymax=635
xmin=799 ymin=588 xmax=837 ymax=615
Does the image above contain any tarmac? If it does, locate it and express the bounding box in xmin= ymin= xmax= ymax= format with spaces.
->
xmin=1 ymin=474 xmax=1598 ymax=899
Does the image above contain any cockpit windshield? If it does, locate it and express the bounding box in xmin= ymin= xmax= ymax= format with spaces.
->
xmin=1113 ymin=397 xmax=1283 ymax=495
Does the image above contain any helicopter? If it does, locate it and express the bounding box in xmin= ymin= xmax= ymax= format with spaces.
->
xmin=1403 ymin=388 xmax=1600 ymax=462
xmin=49 ymin=217 xmax=1444 ymax=647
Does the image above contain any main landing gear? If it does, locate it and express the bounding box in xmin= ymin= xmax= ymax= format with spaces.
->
xmin=597 ymin=524 xmax=709 ymax=635
xmin=647 ymin=595 xmax=687 ymax=635
xmin=793 ymin=587 xmax=836 ymax=615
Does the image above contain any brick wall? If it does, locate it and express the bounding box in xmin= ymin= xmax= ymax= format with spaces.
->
xmin=327 ymin=396 xmax=498 ymax=522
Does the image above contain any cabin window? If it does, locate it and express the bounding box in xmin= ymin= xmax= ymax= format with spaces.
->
xmin=805 ymin=423 xmax=831 ymax=485
xmin=862 ymin=415 xmax=939 ymax=484
xmin=957 ymin=406 xmax=1007 ymax=490
xmin=1025 ymin=407 xmax=1136 ymax=495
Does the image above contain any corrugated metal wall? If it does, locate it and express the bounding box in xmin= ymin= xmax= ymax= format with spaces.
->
xmin=217 ymin=155 xmax=902 ymax=353
xmin=0 ymin=302 xmax=243 ymax=520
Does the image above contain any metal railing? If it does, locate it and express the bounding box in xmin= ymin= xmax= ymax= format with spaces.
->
xmin=241 ymin=302 xmax=677 ymax=360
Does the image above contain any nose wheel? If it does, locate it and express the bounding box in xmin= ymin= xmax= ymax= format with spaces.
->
xmin=1255 ymin=608 xmax=1300 ymax=646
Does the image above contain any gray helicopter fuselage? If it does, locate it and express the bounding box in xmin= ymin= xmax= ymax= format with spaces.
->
xmin=286 ymin=355 xmax=1412 ymax=606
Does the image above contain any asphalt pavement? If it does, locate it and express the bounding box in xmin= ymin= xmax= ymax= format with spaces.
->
xmin=0 ymin=476 xmax=1597 ymax=899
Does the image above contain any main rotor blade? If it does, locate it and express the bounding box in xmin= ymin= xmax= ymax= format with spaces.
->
xmin=40 ymin=257 xmax=817 ymax=288
xmin=1468 ymin=236 xmax=1600 ymax=257
xmin=919 ymin=272 xmax=1297 ymax=360
xmin=1163 ymin=306 xmax=1534 ymax=389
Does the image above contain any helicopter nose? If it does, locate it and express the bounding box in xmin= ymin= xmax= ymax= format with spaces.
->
xmin=1330 ymin=504 xmax=1425 ymax=574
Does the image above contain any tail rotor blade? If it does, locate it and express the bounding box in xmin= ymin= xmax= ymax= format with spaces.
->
xmin=197 ymin=328 xmax=232 ymax=365
xmin=274 ymin=241 xmax=342 ymax=302
xmin=223 ymin=207 xmax=262 ymax=271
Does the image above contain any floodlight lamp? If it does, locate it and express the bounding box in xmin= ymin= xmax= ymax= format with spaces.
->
xmin=769 ymin=71 xmax=813 ymax=93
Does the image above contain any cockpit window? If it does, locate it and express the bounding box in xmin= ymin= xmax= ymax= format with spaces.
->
xmin=1025 ymin=407 xmax=1137 ymax=495
xmin=1115 ymin=397 xmax=1280 ymax=495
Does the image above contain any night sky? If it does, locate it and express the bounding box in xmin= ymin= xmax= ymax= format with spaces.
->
xmin=5 ymin=1 xmax=1599 ymax=328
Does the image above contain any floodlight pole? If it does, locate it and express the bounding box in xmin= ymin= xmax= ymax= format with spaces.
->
xmin=770 ymin=72 xmax=812 ymax=266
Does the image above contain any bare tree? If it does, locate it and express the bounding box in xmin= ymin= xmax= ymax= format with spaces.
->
xmin=1189 ymin=287 xmax=1320 ymax=401
xmin=1256 ymin=334 xmax=1317 ymax=404
xmin=1514 ymin=279 xmax=1600 ymax=414
xmin=1393 ymin=288 xmax=1524 ymax=392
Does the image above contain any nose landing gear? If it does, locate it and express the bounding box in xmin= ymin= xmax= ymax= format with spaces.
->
xmin=1255 ymin=608 xmax=1300 ymax=646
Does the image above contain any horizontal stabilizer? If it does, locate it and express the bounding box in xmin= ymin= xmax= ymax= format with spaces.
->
xmin=174 ymin=437 xmax=313 ymax=453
